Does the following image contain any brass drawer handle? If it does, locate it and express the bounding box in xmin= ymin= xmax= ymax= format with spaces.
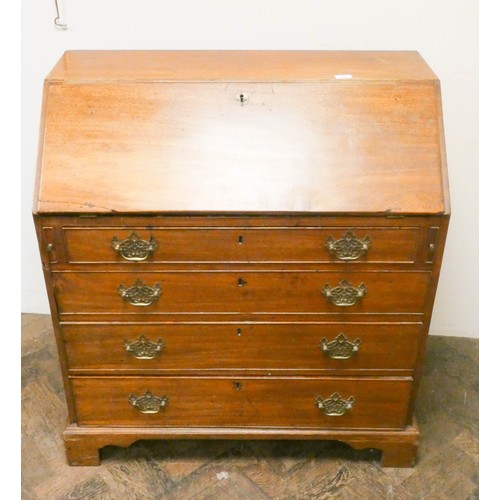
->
xmin=319 ymin=333 xmax=361 ymax=359
xmin=129 ymin=391 xmax=168 ymax=414
xmin=322 ymin=280 xmax=367 ymax=306
xmin=123 ymin=335 xmax=165 ymax=359
xmin=111 ymin=231 xmax=158 ymax=261
xmin=316 ymin=392 xmax=355 ymax=416
xmin=117 ymin=279 xmax=162 ymax=306
xmin=325 ymin=231 xmax=371 ymax=260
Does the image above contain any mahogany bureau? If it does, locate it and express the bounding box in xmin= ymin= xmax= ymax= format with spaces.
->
xmin=33 ymin=50 xmax=450 ymax=467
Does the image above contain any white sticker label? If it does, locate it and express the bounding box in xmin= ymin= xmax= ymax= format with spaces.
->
xmin=334 ymin=74 xmax=353 ymax=79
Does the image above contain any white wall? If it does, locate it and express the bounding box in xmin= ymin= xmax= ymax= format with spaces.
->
xmin=22 ymin=0 xmax=478 ymax=337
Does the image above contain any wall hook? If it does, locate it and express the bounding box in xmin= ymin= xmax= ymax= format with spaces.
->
xmin=54 ymin=0 xmax=68 ymax=29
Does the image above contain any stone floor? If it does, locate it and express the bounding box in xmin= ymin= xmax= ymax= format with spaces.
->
xmin=21 ymin=314 xmax=478 ymax=499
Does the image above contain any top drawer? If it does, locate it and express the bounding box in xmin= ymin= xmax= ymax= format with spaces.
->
xmin=62 ymin=226 xmax=419 ymax=264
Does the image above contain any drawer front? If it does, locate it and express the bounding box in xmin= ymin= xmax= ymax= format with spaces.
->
xmin=53 ymin=271 xmax=431 ymax=315
xmin=72 ymin=376 xmax=412 ymax=429
xmin=63 ymin=323 xmax=421 ymax=372
xmin=63 ymin=227 xmax=419 ymax=264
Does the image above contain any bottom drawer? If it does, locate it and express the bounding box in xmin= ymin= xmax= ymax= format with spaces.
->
xmin=72 ymin=376 xmax=412 ymax=429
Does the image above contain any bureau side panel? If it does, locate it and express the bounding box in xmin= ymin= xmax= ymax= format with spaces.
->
xmin=33 ymin=215 xmax=77 ymax=423
xmin=405 ymin=215 xmax=450 ymax=422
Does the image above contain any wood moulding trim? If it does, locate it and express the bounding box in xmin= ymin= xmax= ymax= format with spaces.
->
xmin=51 ymin=269 xmax=433 ymax=274
xmin=48 ymin=214 xmax=443 ymax=227
xmin=69 ymin=374 xmax=412 ymax=382
xmin=57 ymin=313 xmax=426 ymax=324
xmin=50 ymin=263 xmax=430 ymax=273
xmin=58 ymin=314 xmax=427 ymax=322
xmin=67 ymin=368 xmax=415 ymax=377
xmin=63 ymin=420 xmax=419 ymax=468
xmin=34 ymin=209 xmax=449 ymax=217
xmin=62 ymin=225 xmax=421 ymax=230
xmin=59 ymin=320 xmax=424 ymax=326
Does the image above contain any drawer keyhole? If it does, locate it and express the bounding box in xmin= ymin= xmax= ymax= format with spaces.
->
xmin=233 ymin=382 xmax=243 ymax=390
xmin=236 ymin=328 xmax=242 ymax=337
xmin=238 ymin=235 xmax=244 ymax=245
xmin=238 ymin=277 xmax=247 ymax=287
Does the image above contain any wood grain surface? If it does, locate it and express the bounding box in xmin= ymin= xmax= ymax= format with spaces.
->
xmin=47 ymin=51 xmax=438 ymax=82
xmin=22 ymin=314 xmax=478 ymax=499
xmin=63 ymin=226 xmax=419 ymax=264
xmin=52 ymin=270 xmax=431 ymax=315
xmin=31 ymin=51 xmax=451 ymax=473
xmin=34 ymin=51 xmax=448 ymax=215
xmin=71 ymin=376 xmax=412 ymax=429
xmin=61 ymin=322 xmax=421 ymax=373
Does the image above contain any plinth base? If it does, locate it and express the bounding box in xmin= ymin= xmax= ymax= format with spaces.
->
xmin=63 ymin=421 xmax=419 ymax=468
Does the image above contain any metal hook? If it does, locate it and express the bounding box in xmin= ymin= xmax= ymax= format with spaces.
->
xmin=54 ymin=0 xmax=68 ymax=30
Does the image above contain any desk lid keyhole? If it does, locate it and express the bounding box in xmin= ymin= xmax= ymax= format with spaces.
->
xmin=236 ymin=92 xmax=248 ymax=106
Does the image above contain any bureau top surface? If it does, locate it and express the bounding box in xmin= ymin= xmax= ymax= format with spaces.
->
xmin=47 ymin=51 xmax=437 ymax=83
xmin=34 ymin=50 xmax=449 ymax=215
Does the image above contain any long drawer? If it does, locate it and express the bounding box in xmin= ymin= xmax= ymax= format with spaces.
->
xmin=71 ymin=376 xmax=412 ymax=429
xmin=62 ymin=226 xmax=419 ymax=264
xmin=62 ymin=323 xmax=421 ymax=372
xmin=53 ymin=271 xmax=431 ymax=315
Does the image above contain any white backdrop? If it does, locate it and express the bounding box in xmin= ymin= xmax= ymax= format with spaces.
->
xmin=21 ymin=0 xmax=478 ymax=337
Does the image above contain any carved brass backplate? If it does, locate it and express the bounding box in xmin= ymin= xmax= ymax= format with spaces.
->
xmin=325 ymin=231 xmax=371 ymax=260
xmin=315 ymin=392 xmax=355 ymax=416
xmin=319 ymin=333 xmax=361 ymax=359
xmin=117 ymin=279 xmax=162 ymax=306
xmin=129 ymin=391 xmax=168 ymax=414
xmin=111 ymin=231 xmax=158 ymax=261
xmin=321 ymin=280 xmax=367 ymax=306
xmin=123 ymin=335 xmax=165 ymax=359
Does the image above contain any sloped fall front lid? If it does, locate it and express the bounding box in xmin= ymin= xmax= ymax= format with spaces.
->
xmin=34 ymin=51 xmax=449 ymax=215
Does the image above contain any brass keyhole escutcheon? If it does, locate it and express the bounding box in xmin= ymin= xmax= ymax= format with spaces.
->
xmin=236 ymin=92 xmax=248 ymax=106
xmin=236 ymin=328 xmax=242 ymax=337
xmin=233 ymin=382 xmax=242 ymax=390
xmin=238 ymin=235 xmax=244 ymax=245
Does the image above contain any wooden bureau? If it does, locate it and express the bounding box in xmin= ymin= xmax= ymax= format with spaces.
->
xmin=33 ymin=51 xmax=450 ymax=467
